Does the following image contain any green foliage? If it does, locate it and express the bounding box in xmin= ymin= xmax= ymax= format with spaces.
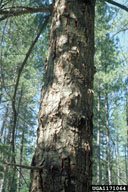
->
xmin=0 ymin=0 xmax=49 ymax=191
xmin=93 ymin=0 xmax=128 ymax=185
xmin=0 ymin=0 xmax=128 ymax=190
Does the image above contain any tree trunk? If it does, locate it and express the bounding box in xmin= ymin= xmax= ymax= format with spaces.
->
xmin=97 ymin=88 xmax=101 ymax=185
xmin=0 ymin=104 xmax=9 ymax=143
xmin=101 ymin=143 xmax=106 ymax=184
xmin=105 ymin=93 xmax=111 ymax=185
xmin=30 ymin=0 xmax=95 ymax=191
xmin=0 ymin=179 xmax=4 ymax=192
xmin=125 ymin=146 xmax=128 ymax=185
xmin=0 ymin=62 xmax=4 ymax=103
xmin=116 ymin=138 xmax=120 ymax=185
xmin=125 ymin=95 xmax=128 ymax=185
xmin=17 ymin=124 xmax=25 ymax=191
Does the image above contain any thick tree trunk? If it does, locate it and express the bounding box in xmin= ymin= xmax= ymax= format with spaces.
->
xmin=30 ymin=0 xmax=95 ymax=191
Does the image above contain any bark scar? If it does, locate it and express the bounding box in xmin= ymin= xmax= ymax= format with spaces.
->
xmin=84 ymin=142 xmax=90 ymax=151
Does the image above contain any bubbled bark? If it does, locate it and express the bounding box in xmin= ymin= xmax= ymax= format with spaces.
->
xmin=30 ymin=0 xmax=95 ymax=191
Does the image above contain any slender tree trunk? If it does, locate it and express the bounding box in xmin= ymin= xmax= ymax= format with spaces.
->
xmin=105 ymin=93 xmax=111 ymax=185
xmin=0 ymin=62 xmax=4 ymax=103
xmin=0 ymin=104 xmax=9 ymax=143
xmin=125 ymin=95 xmax=128 ymax=185
xmin=17 ymin=125 xmax=25 ymax=191
xmin=0 ymin=179 xmax=4 ymax=192
xmin=116 ymin=138 xmax=120 ymax=185
xmin=125 ymin=146 xmax=128 ymax=185
xmin=0 ymin=104 xmax=9 ymax=192
xmin=97 ymin=89 xmax=101 ymax=185
xmin=30 ymin=0 xmax=95 ymax=191
xmin=7 ymin=118 xmax=17 ymax=192
xmin=101 ymin=142 xmax=106 ymax=184
xmin=9 ymin=87 xmax=23 ymax=192
xmin=1 ymin=118 xmax=12 ymax=192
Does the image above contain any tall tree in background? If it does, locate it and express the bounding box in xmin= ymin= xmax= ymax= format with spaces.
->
xmin=0 ymin=1 xmax=49 ymax=190
xmin=125 ymin=79 xmax=128 ymax=185
xmin=93 ymin=0 xmax=128 ymax=186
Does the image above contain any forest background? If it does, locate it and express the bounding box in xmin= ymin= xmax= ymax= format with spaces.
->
xmin=0 ymin=0 xmax=128 ymax=191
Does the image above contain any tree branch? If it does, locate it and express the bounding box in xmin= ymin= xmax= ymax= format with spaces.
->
xmin=16 ymin=167 xmax=29 ymax=188
xmin=4 ymin=161 xmax=44 ymax=170
xmin=112 ymin=27 xmax=128 ymax=38
xmin=0 ymin=6 xmax=52 ymax=14
xmin=11 ymin=16 xmax=49 ymax=154
xmin=0 ymin=5 xmax=51 ymax=10
xmin=105 ymin=0 xmax=128 ymax=12
xmin=0 ymin=5 xmax=52 ymax=21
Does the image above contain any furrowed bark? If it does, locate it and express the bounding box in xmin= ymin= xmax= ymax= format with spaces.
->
xmin=30 ymin=0 xmax=95 ymax=191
